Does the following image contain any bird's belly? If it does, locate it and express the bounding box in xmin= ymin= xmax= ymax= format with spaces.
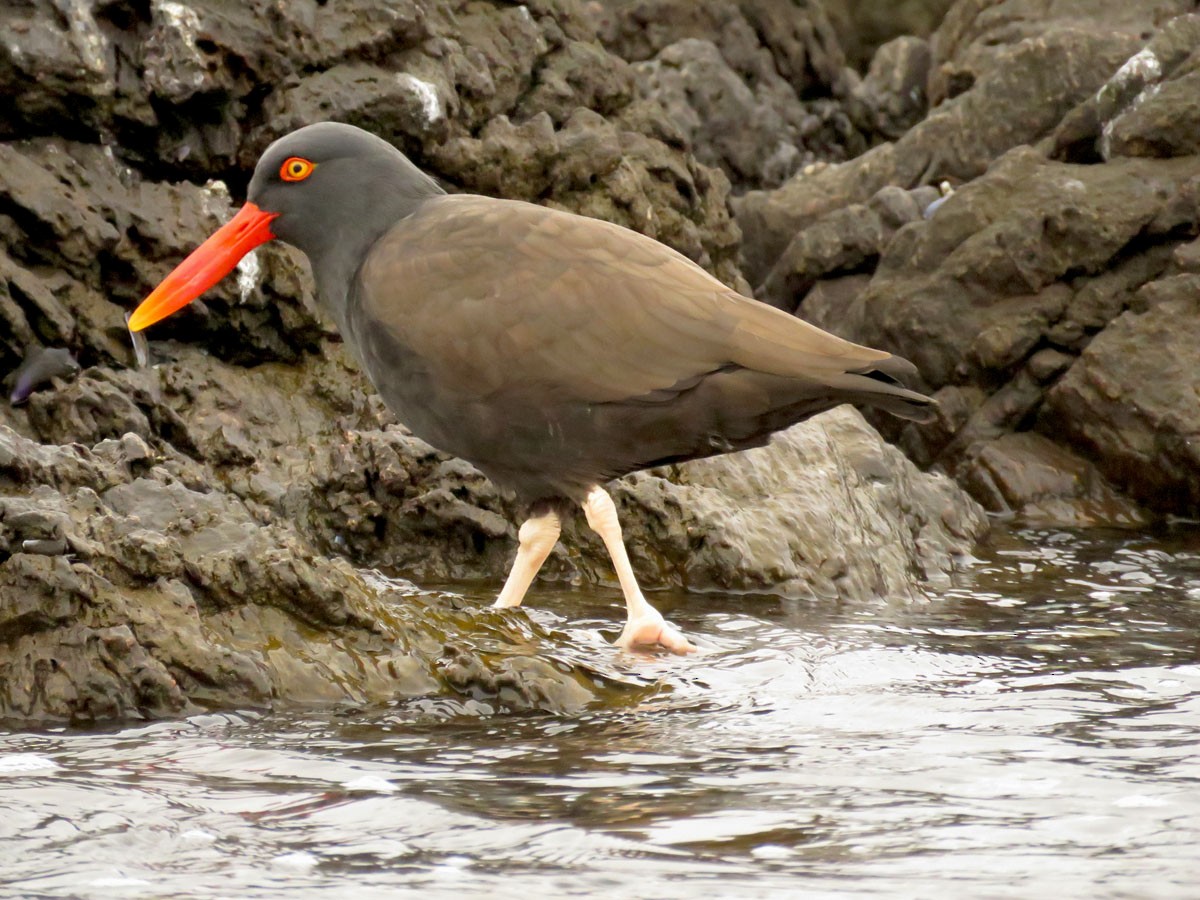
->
xmin=380 ymin=380 xmax=608 ymax=498
xmin=351 ymin=329 xmax=598 ymax=496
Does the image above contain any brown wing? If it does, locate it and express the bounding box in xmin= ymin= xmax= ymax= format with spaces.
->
xmin=356 ymin=194 xmax=894 ymax=405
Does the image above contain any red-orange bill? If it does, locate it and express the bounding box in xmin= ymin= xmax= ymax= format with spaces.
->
xmin=127 ymin=202 xmax=278 ymax=332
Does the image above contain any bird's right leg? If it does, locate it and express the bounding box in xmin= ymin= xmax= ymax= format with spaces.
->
xmin=582 ymin=485 xmax=695 ymax=654
xmin=493 ymin=507 xmax=561 ymax=609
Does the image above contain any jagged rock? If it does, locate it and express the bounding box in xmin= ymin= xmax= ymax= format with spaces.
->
xmin=590 ymin=0 xmax=862 ymax=188
xmin=0 ymin=423 xmax=650 ymax=724
xmin=805 ymin=149 xmax=1200 ymax=385
xmin=0 ymin=0 xmax=1008 ymax=727
xmin=589 ymin=0 xmax=847 ymax=95
xmin=826 ymin=0 xmax=955 ymax=69
xmin=1043 ymin=272 xmax=1200 ymax=515
xmin=847 ymin=36 xmax=932 ymax=141
xmin=610 ymin=406 xmax=986 ymax=600
xmin=631 ymin=38 xmax=807 ymax=188
xmin=759 ymin=203 xmax=885 ymax=310
xmin=960 ymin=432 xmax=1148 ymax=526
xmin=737 ymin=1 xmax=1158 ymax=283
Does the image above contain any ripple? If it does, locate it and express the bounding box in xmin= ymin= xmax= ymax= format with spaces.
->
xmin=2 ymin=526 xmax=1200 ymax=897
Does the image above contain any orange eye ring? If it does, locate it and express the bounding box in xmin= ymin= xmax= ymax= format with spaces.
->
xmin=280 ymin=157 xmax=315 ymax=182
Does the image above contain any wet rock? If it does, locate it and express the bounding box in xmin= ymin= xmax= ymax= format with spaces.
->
xmin=0 ymin=0 xmax=1004 ymax=727
xmin=800 ymin=146 xmax=1200 ymax=516
xmin=961 ymin=432 xmax=1149 ymax=527
xmin=609 ymin=406 xmax=986 ymax=600
xmin=0 ymin=422 xmax=652 ymax=724
xmin=1043 ymin=275 xmax=1200 ymax=516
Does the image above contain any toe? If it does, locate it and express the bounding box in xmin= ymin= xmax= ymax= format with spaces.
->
xmin=616 ymin=613 xmax=696 ymax=655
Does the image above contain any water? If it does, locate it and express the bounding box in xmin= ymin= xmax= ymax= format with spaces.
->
xmin=2 ymin=525 xmax=1199 ymax=898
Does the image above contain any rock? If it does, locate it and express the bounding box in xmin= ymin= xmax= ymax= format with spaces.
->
xmin=589 ymin=0 xmax=847 ymax=95
xmin=1102 ymin=62 xmax=1200 ymax=160
xmin=736 ymin=2 xmax=1157 ymax=284
xmin=0 ymin=371 xmax=987 ymax=725
xmin=1043 ymin=275 xmax=1200 ymax=515
xmin=0 ymin=423 xmax=650 ymax=723
xmin=847 ymin=36 xmax=932 ymax=141
xmin=632 ymin=38 xmax=806 ymax=188
xmin=759 ymin=203 xmax=885 ymax=310
xmin=591 ymin=0 xmax=864 ymax=190
xmin=0 ymin=0 xmax=1002 ymax=726
xmin=826 ymin=0 xmax=956 ymax=70
xmin=759 ymin=7 xmax=1200 ymax=523
xmin=806 ymin=147 xmax=1200 ymax=383
xmin=611 ymin=407 xmax=986 ymax=600
xmin=1050 ymin=14 xmax=1200 ymax=162
xmin=960 ymin=432 xmax=1148 ymax=526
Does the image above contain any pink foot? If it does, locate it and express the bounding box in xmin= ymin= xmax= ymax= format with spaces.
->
xmin=615 ymin=609 xmax=696 ymax=654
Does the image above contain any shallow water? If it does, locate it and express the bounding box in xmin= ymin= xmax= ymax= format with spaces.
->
xmin=2 ymin=525 xmax=1199 ymax=899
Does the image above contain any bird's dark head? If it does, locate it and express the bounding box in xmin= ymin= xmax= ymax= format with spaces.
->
xmin=129 ymin=122 xmax=442 ymax=332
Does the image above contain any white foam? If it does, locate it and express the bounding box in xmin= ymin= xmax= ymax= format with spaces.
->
xmin=271 ymin=850 xmax=319 ymax=869
xmin=0 ymin=753 xmax=59 ymax=774
xmin=341 ymin=775 xmax=398 ymax=793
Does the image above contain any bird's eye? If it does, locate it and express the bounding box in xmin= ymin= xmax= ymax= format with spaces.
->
xmin=280 ymin=157 xmax=315 ymax=182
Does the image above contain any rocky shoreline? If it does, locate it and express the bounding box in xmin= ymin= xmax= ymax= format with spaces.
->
xmin=4 ymin=0 xmax=1196 ymax=724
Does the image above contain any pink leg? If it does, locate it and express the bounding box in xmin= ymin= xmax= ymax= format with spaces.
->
xmin=493 ymin=509 xmax=561 ymax=609
xmin=581 ymin=486 xmax=695 ymax=654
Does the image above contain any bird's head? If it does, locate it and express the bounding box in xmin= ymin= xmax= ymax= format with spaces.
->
xmin=128 ymin=122 xmax=440 ymax=332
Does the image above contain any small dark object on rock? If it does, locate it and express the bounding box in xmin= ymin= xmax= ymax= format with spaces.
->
xmin=8 ymin=347 xmax=81 ymax=405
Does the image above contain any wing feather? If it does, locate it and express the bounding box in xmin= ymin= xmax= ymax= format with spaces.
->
xmin=356 ymin=195 xmax=893 ymax=404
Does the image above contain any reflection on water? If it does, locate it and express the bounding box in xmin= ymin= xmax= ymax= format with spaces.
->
xmin=1 ymin=526 xmax=1199 ymax=898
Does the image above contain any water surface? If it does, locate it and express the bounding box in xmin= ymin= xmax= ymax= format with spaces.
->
xmin=2 ymin=525 xmax=1198 ymax=898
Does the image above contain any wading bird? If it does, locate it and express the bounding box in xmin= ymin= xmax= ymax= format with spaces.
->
xmin=130 ymin=123 xmax=933 ymax=654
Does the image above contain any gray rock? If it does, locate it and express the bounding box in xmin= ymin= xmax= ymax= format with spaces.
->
xmin=633 ymin=38 xmax=806 ymax=188
xmin=736 ymin=2 xmax=1156 ymax=283
xmin=961 ymin=432 xmax=1149 ymax=526
xmin=826 ymin=0 xmax=955 ymax=69
xmin=1043 ymin=276 xmax=1200 ymax=515
xmin=759 ymin=203 xmax=885 ymax=310
xmin=0 ymin=423 xmax=647 ymax=724
xmin=847 ymin=36 xmax=932 ymax=141
xmin=612 ymin=407 xmax=986 ymax=600
xmin=0 ymin=0 xmax=1003 ymax=727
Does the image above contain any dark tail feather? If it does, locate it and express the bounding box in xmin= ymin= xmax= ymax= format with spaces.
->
xmin=841 ymin=354 xmax=937 ymax=422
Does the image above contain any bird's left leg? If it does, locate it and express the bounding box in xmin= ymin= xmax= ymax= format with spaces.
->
xmin=582 ymin=485 xmax=695 ymax=654
xmin=493 ymin=506 xmax=561 ymax=609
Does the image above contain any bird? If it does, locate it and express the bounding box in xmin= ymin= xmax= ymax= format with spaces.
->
xmin=8 ymin=346 xmax=81 ymax=405
xmin=129 ymin=122 xmax=934 ymax=655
